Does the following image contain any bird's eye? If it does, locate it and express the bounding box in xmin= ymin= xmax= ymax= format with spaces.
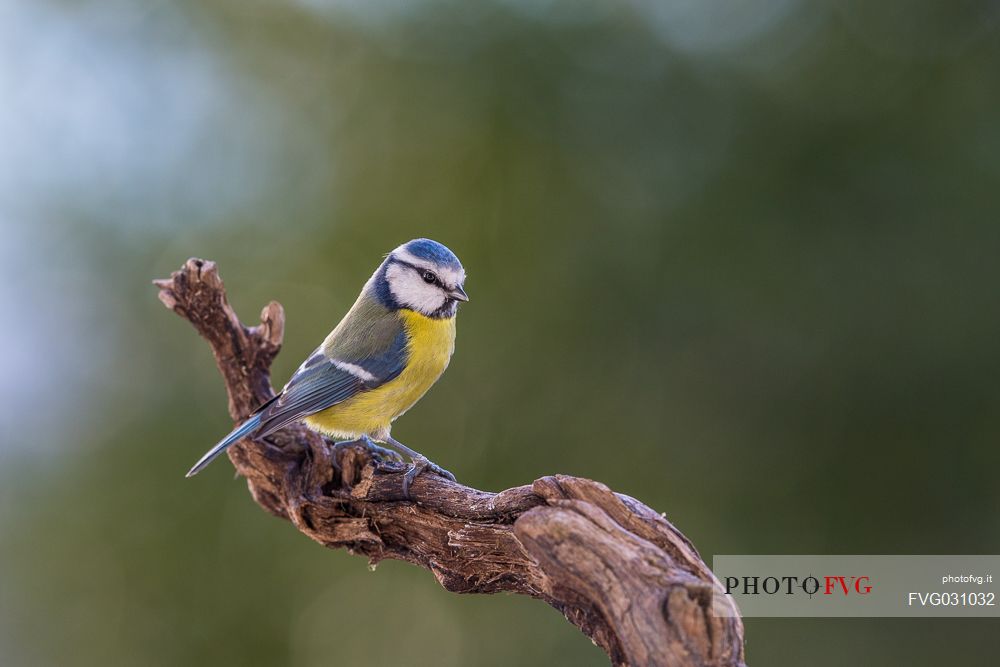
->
xmin=421 ymin=270 xmax=438 ymax=285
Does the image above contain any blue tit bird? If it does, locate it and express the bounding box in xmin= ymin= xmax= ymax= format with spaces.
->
xmin=186 ymin=238 xmax=469 ymax=497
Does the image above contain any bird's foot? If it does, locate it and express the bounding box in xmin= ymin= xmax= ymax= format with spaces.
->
xmin=402 ymin=455 xmax=456 ymax=499
xmin=332 ymin=436 xmax=404 ymax=464
xmin=368 ymin=442 xmax=405 ymax=463
xmin=378 ymin=435 xmax=456 ymax=499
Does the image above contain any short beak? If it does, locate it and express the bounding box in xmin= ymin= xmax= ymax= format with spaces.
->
xmin=448 ymin=285 xmax=469 ymax=302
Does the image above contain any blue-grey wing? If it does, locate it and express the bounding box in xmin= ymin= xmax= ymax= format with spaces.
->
xmin=254 ymin=330 xmax=408 ymax=437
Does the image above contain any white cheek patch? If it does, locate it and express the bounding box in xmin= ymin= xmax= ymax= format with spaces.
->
xmin=386 ymin=262 xmax=447 ymax=313
xmin=393 ymin=247 xmax=466 ymax=289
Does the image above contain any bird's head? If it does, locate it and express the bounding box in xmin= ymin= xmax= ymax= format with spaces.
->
xmin=373 ymin=239 xmax=468 ymax=318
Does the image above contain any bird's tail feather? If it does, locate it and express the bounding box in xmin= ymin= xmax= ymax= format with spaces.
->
xmin=186 ymin=414 xmax=262 ymax=477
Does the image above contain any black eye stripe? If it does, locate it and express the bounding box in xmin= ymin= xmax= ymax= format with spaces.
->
xmin=393 ymin=258 xmax=445 ymax=287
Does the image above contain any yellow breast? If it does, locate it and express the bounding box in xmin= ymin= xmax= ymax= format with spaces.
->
xmin=304 ymin=310 xmax=456 ymax=439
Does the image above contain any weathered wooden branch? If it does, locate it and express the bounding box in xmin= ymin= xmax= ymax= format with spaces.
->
xmin=154 ymin=258 xmax=745 ymax=667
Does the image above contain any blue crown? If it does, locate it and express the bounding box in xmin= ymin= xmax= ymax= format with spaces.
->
xmin=403 ymin=238 xmax=463 ymax=270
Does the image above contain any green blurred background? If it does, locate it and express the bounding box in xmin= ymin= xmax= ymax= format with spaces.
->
xmin=2 ymin=0 xmax=1000 ymax=664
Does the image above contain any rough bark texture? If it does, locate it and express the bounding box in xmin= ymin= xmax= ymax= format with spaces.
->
xmin=155 ymin=258 xmax=746 ymax=667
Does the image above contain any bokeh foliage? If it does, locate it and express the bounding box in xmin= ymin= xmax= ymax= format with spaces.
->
xmin=2 ymin=1 xmax=1000 ymax=664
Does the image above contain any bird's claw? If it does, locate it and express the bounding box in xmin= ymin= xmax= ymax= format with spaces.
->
xmin=402 ymin=455 xmax=456 ymax=499
xmin=332 ymin=437 xmax=404 ymax=464
xmin=367 ymin=442 xmax=405 ymax=464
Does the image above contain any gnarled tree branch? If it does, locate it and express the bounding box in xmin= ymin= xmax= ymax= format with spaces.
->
xmin=155 ymin=258 xmax=745 ymax=667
